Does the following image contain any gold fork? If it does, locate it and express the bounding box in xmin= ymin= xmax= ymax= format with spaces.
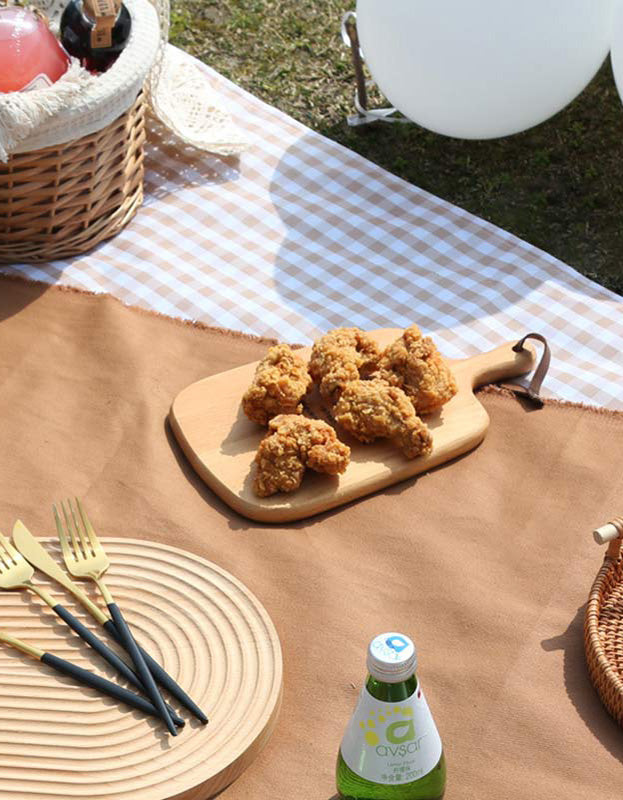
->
xmin=54 ymin=499 xmax=178 ymax=736
xmin=0 ymin=530 xmax=186 ymax=726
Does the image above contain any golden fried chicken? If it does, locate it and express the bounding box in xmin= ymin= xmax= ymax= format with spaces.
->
xmin=373 ymin=325 xmax=457 ymax=415
xmin=242 ymin=344 xmax=312 ymax=426
xmin=308 ymin=327 xmax=381 ymax=405
xmin=253 ymin=414 xmax=351 ymax=497
xmin=332 ymin=379 xmax=433 ymax=459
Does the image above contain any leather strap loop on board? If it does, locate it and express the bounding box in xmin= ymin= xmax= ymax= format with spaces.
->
xmin=502 ymin=333 xmax=551 ymax=407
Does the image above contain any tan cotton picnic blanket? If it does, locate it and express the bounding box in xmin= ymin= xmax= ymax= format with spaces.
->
xmin=1 ymin=274 xmax=622 ymax=799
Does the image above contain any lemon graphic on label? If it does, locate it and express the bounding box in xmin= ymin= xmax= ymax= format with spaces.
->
xmin=363 ymin=707 xmax=414 ymax=746
xmin=364 ymin=712 xmax=380 ymax=745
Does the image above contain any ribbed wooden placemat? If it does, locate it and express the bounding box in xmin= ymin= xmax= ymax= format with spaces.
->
xmin=0 ymin=538 xmax=282 ymax=800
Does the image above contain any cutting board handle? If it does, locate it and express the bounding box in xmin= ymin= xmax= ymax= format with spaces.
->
xmin=467 ymin=340 xmax=537 ymax=389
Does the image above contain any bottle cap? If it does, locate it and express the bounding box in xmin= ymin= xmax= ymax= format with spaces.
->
xmin=366 ymin=632 xmax=417 ymax=683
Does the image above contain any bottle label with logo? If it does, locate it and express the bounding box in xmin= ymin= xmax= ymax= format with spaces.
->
xmin=340 ymin=683 xmax=442 ymax=785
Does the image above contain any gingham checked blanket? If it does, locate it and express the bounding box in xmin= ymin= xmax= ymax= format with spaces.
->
xmin=3 ymin=52 xmax=622 ymax=408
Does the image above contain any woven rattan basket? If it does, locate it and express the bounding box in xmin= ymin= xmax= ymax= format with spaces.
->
xmin=0 ymin=0 xmax=160 ymax=264
xmin=584 ymin=517 xmax=623 ymax=726
xmin=0 ymin=94 xmax=145 ymax=263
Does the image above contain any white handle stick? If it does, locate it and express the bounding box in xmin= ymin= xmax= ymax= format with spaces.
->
xmin=594 ymin=522 xmax=622 ymax=545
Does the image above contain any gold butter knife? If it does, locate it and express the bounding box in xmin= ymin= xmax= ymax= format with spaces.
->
xmin=12 ymin=520 xmax=107 ymax=623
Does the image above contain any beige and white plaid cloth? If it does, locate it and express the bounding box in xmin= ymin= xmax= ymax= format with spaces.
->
xmin=3 ymin=52 xmax=622 ymax=408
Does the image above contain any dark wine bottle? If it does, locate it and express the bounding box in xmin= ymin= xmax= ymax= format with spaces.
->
xmin=60 ymin=0 xmax=131 ymax=74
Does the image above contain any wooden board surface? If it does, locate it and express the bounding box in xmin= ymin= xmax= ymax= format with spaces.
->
xmin=0 ymin=538 xmax=283 ymax=800
xmin=169 ymin=331 xmax=535 ymax=523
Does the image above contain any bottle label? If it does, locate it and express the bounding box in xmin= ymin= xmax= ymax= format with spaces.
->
xmin=85 ymin=0 xmax=116 ymax=49
xmin=340 ymin=684 xmax=443 ymax=785
xmin=22 ymin=74 xmax=54 ymax=91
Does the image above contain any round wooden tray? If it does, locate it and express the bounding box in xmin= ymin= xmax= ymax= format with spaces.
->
xmin=0 ymin=538 xmax=283 ymax=800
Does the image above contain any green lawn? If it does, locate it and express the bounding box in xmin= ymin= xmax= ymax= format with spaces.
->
xmin=170 ymin=0 xmax=623 ymax=296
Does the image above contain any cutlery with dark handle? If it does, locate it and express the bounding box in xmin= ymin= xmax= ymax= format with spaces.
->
xmin=0 ymin=630 xmax=167 ymax=721
xmin=12 ymin=518 xmax=208 ymax=725
xmin=0 ymin=530 xmax=185 ymax=727
xmin=54 ymin=499 xmax=178 ymax=736
xmin=102 ymin=618 xmax=208 ymax=724
xmin=52 ymin=604 xmax=184 ymax=727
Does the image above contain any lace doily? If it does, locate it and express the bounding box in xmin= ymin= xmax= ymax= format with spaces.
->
xmin=151 ymin=45 xmax=249 ymax=157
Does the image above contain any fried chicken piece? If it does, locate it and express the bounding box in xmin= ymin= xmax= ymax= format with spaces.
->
xmin=373 ymin=325 xmax=457 ymax=415
xmin=332 ymin=379 xmax=433 ymax=459
xmin=242 ymin=344 xmax=312 ymax=426
xmin=308 ymin=327 xmax=381 ymax=405
xmin=254 ymin=414 xmax=351 ymax=497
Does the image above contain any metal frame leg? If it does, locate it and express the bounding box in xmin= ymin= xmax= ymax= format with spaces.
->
xmin=341 ymin=11 xmax=408 ymax=127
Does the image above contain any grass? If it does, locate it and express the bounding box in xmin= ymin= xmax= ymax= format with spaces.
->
xmin=170 ymin=0 xmax=623 ymax=296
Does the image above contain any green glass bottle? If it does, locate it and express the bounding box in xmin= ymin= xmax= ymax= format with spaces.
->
xmin=336 ymin=632 xmax=446 ymax=800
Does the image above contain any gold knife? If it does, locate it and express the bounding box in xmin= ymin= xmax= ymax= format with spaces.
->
xmin=12 ymin=520 xmax=108 ymax=624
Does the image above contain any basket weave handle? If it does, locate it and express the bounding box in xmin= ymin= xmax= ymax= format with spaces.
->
xmin=593 ymin=517 xmax=623 ymax=559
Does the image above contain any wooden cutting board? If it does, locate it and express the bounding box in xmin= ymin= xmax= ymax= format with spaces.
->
xmin=0 ymin=538 xmax=282 ymax=800
xmin=169 ymin=331 xmax=535 ymax=523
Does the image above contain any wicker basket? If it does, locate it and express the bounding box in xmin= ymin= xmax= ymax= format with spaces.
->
xmin=0 ymin=94 xmax=145 ymax=263
xmin=584 ymin=517 xmax=623 ymax=726
xmin=0 ymin=0 xmax=161 ymax=264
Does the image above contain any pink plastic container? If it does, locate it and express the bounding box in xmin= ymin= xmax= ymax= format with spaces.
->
xmin=0 ymin=6 xmax=69 ymax=93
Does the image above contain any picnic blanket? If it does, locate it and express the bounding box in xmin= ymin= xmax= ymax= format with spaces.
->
xmin=1 ymin=274 xmax=622 ymax=800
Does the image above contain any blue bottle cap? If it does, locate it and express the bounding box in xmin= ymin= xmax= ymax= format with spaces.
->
xmin=367 ymin=632 xmax=417 ymax=683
